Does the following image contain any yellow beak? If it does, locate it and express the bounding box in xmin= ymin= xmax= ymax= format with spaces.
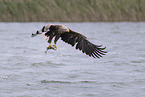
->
xmin=67 ymin=29 xmax=70 ymax=32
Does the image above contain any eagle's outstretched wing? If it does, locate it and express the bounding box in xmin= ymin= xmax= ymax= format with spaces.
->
xmin=60 ymin=30 xmax=107 ymax=58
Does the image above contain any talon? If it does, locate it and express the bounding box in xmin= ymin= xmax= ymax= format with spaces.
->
xmin=46 ymin=44 xmax=53 ymax=50
xmin=45 ymin=44 xmax=52 ymax=54
xmin=46 ymin=44 xmax=56 ymax=51
xmin=53 ymin=44 xmax=57 ymax=50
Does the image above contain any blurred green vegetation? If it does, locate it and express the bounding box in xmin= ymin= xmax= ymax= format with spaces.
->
xmin=0 ymin=0 xmax=145 ymax=22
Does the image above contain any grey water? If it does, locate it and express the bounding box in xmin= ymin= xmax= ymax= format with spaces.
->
xmin=0 ymin=22 xmax=145 ymax=97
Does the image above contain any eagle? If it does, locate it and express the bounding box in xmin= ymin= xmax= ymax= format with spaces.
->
xmin=31 ymin=24 xmax=107 ymax=58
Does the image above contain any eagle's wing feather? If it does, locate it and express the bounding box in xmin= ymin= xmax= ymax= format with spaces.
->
xmin=60 ymin=30 xmax=107 ymax=58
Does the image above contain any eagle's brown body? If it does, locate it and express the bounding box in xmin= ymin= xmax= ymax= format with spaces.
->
xmin=32 ymin=24 xmax=107 ymax=58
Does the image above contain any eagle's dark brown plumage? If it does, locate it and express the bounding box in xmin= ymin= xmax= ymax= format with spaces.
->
xmin=32 ymin=24 xmax=107 ymax=58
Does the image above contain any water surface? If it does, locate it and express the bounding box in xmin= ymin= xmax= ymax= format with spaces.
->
xmin=0 ymin=22 xmax=145 ymax=97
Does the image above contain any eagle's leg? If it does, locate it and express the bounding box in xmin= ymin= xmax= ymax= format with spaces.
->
xmin=53 ymin=35 xmax=60 ymax=50
xmin=45 ymin=33 xmax=55 ymax=53
xmin=53 ymin=44 xmax=57 ymax=50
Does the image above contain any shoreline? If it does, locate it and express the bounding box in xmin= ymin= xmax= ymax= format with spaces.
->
xmin=0 ymin=0 xmax=144 ymax=22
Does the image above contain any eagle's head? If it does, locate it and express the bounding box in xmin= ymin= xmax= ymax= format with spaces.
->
xmin=59 ymin=25 xmax=70 ymax=32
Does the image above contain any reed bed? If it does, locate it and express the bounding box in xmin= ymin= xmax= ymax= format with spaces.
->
xmin=0 ymin=0 xmax=144 ymax=22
